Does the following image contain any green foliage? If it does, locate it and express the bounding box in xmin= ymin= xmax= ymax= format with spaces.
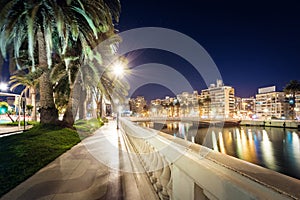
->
xmin=0 ymin=102 xmax=9 ymax=114
xmin=0 ymin=125 xmax=80 ymax=197
xmin=26 ymin=105 xmax=33 ymax=111
xmin=101 ymin=117 xmax=109 ymax=123
xmin=1 ymin=121 xmax=39 ymax=127
xmin=284 ymin=80 xmax=300 ymax=96
xmin=0 ymin=0 xmax=121 ymax=71
xmin=9 ymin=70 xmax=41 ymax=92
xmin=74 ymin=118 xmax=104 ymax=139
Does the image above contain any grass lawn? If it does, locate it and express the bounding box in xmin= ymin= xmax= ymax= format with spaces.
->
xmin=0 ymin=118 xmax=104 ymax=197
xmin=0 ymin=121 xmax=39 ymax=127
xmin=74 ymin=118 xmax=104 ymax=139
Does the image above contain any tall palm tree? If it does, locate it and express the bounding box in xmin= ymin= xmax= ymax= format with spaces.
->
xmin=169 ymin=102 xmax=174 ymax=117
xmin=9 ymin=70 xmax=41 ymax=121
xmin=198 ymin=99 xmax=204 ymax=117
xmin=175 ymin=101 xmax=180 ymax=117
xmin=0 ymin=0 xmax=121 ymax=124
xmin=284 ymin=80 xmax=300 ymax=119
xmin=204 ymin=97 xmax=211 ymax=119
xmin=50 ymin=45 xmax=128 ymax=126
xmin=284 ymin=80 xmax=300 ymax=97
xmin=92 ymin=71 xmax=129 ymax=119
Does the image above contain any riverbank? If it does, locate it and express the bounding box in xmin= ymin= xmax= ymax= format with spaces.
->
xmin=138 ymin=120 xmax=300 ymax=180
xmin=240 ymin=119 xmax=300 ymax=129
xmin=129 ymin=117 xmax=241 ymax=127
xmin=130 ymin=117 xmax=300 ymax=129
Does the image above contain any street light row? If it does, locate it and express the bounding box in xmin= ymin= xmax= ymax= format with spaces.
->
xmin=0 ymin=82 xmax=8 ymax=91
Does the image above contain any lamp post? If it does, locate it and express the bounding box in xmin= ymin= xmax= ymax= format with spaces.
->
xmin=22 ymin=97 xmax=26 ymax=130
xmin=112 ymin=60 xmax=126 ymax=130
xmin=116 ymin=112 xmax=119 ymax=129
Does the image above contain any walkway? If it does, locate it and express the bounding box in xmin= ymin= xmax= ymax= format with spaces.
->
xmin=0 ymin=126 xmax=25 ymax=138
xmin=0 ymin=126 xmax=22 ymax=134
xmin=1 ymin=121 xmax=159 ymax=200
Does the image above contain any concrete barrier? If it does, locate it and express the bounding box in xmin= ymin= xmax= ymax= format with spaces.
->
xmin=240 ymin=119 xmax=300 ymax=129
xmin=120 ymin=118 xmax=300 ymax=200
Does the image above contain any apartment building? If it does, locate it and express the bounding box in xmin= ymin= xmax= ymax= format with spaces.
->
xmin=176 ymin=91 xmax=199 ymax=116
xmin=255 ymin=86 xmax=288 ymax=119
xmin=235 ymin=97 xmax=256 ymax=119
xmin=200 ymin=80 xmax=235 ymax=118
xmin=295 ymin=93 xmax=300 ymax=119
xmin=129 ymin=96 xmax=147 ymax=116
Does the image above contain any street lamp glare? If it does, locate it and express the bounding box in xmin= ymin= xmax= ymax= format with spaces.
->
xmin=0 ymin=82 xmax=8 ymax=91
xmin=113 ymin=63 xmax=124 ymax=77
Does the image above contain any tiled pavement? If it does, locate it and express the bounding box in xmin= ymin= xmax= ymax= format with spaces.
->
xmin=1 ymin=121 xmax=159 ymax=200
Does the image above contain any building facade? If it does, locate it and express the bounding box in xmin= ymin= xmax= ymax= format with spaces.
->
xmin=200 ymin=80 xmax=235 ymax=119
xmin=176 ymin=91 xmax=199 ymax=117
xmin=129 ymin=96 xmax=147 ymax=116
xmin=235 ymin=97 xmax=256 ymax=119
xmin=295 ymin=93 xmax=300 ymax=119
xmin=146 ymin=80 xmax=237 ymax=119
xmin=255 ymin=86 xmax=288 ymax=119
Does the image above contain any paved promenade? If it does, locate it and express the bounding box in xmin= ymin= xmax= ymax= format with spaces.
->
xmin=0 ymin=126 xmax=22 ymax=134
xmin=0 ymin=126 xmax=25 ymax=138
xmin=1 ymin=121 xmax=159 ymax=200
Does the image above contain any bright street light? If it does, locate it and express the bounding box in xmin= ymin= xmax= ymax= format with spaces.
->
xmin=113 ymin=62 xmax=125 ymax=77
xmin=0 ymin=82 xmax=8 ymax=91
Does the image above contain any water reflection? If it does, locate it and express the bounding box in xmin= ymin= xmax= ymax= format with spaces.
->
xmin=138 ymin=121 xmax=300 ymax=180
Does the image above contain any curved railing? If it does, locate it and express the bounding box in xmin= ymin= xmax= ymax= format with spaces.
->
xmin=120 ymin=118 xmax=300 ymax=200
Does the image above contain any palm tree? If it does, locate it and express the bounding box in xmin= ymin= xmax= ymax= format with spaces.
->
xmin=0 ymin=0 xmax=121 ymax=124
xmin=175 ymin=101 xmax=180 ymax=117
xmin=50 ymin=48 xmax=128 ymax=126
xmin=9 ymin=70 xmax=41 ymax=121
xmin=181 ymin=102 xmax=187 ymax=117
xmin=92 ymin=71 xmax=129 ymax=119
xmin=284 ymin=80 xmax=300 ymax=97
xmin=198 ymin=99 xmax=204 ymax=117
xmin=49 ymin=34 xmax=125 ymax=127
xmin=169 ymin=102 xmax=174 ymax=117
xmin=204 ymin=97 xmax=211 ymax=118
xmin=284 ymin=80 xmax=300 ymax=119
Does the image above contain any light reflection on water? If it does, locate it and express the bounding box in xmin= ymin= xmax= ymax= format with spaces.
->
xmin=138 ymin=121 xmax=300 ymax=180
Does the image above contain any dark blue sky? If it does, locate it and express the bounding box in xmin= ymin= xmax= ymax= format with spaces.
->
xmin=1 ymin=1 xmax=300 ymax=100
xmin=117 ymin=0 xmax=300 ymax=100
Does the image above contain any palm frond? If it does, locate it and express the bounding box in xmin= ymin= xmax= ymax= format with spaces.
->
xmin=72 ymin=6 xmax=98 ymax=39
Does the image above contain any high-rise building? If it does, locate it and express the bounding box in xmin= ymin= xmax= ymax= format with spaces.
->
xmin=129 ymin=96 xmax=147 ymax=116
xmin=235 ymin=97 xmax=256 ymax=119
xmin=295 ymin=93 xmax=300 ymax=119
xmin=176 ymin=91 xmax=199 ymax=116
xmin=255 ymin=86 xmax=288 ymax=119
xmin=198 ymin=90 xmax=210 ymax=118
xmin=200 ymin=80 xmax=235 ymax=118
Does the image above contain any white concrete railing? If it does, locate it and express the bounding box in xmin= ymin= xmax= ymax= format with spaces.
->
xmin=120 ymin=118 xmax=300 ymax=200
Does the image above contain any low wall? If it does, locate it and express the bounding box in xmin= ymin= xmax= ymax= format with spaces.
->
xmin=240 ymin=120 xmax=300 ymax=129
xmin=120 ymin=118 xmax=300 ymax=200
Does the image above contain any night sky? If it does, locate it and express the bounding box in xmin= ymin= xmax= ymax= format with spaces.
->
xmin=117 ymin=0 xmax=300 ymax=101
xmin=1 ymin=0 xmax=300 ymax=101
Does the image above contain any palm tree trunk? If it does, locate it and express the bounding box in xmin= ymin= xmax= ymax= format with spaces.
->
xmin=79 ymin=88 xmax=87 ymax=120
xmin=37 ymin=28 xmax=58 ymax=124
xmin=96 ymin=94 xmax=103 ymax=119
xmin=30 ymin=87 xmax=37 ymax=121
xmin=63 ymin=75 xmax=81 ymax=126
xmin=292 ymin=92 xmax=296 ymax=120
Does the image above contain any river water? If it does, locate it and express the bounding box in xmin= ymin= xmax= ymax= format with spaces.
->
xmin=138 ymin=121 xmax=300 ymax=180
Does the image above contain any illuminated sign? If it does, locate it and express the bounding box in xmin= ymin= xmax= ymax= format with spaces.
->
xmin=258 ymin=86 xmax=276 ymax=94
